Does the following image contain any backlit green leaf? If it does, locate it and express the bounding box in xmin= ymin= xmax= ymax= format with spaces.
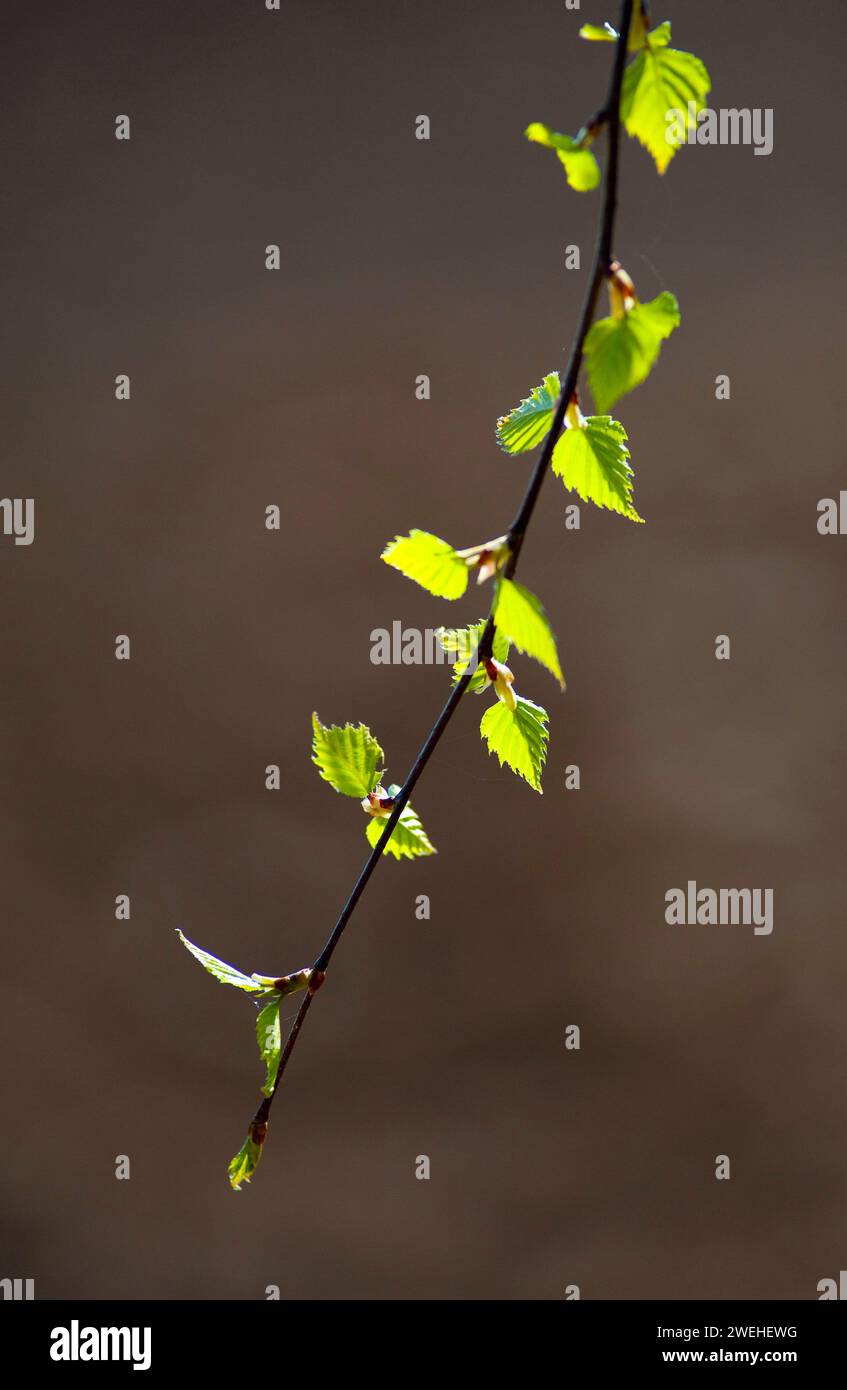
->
xmin=584 ymin=291 xmax=680 ymax=413
xmin=647 ymin=21 xmax=672 ymax=47
xmin=256 ymin=998 xmax=282 ymax=1098
xmin=621 ymin=32 xmax=711 ymax=173
xmin=177 ymin=930 xmax=269 ymax=994
xmin=579 ymin=22 xmax=616 ymax=42
xmin=496 ymin=372 xmax=561 ymax=454
xmin=381 ymin=529 xmax=468 ymax=599
xmin=552 ymin=415 xmax=642 ymax=521
xmin=494 ymin=579 xmax=565 ymax=689
xmin=579 ymin=2 xmax=653 ymax=51
xmin=480 ymin=696 xmax=549 ymax=793
xmin=365 ymin=794 xmax=436 ymax=860
xmin=311 ymin=712 xmax=384 ymax=799
xmin=525 ymin=123 xmax=601 ymax=192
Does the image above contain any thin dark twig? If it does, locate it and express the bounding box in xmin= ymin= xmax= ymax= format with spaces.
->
xmin=252 ymin=0 xmax=634 ymax=1136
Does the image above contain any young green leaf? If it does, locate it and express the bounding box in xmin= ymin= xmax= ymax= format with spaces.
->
xmin=552 ymin=415 xmax=643 ymax=521
xmin=579 ymin=2 xmax=652 ymax=51
xmin=579 ymin=22 xmax=617 ymax=42
xmin=583 ymin=291 xmax=680 ymax=413
xmin=311 ymin=713 xmax=384 ymax=798
xmin=525 ymin=123 xmax=601 ymax=193
xmin=381 ymin=529 xmax=469 ymax=599
xmin=177 ymin=930 xmax=269 ymax=994
xmin=647 ymin=21 xmax=672 ymax=47
xmin=480 ymin=695 xmax=549 ymax=793
xmin=364 ymin=792 xmax=436 ymax=859
xmin=496 ymin=372 xmax=561 ymax=454
xmin=494 ymin=579 xmax=565 ymax=689
xmin=437 ymin=620 xmax=511 ymax=693
xmin=228 ymin=1121 xmax=267 ymax=1192
xmin=256 ymin=998 xmax=282 ymax=1098
xmin=621 ymin=27 xmax=711 ymax=173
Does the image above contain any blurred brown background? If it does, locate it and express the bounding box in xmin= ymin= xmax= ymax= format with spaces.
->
xmin=2 ymin=0 xmax=845 ymax=1299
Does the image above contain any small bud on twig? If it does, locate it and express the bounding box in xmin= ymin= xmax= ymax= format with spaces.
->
xmin=608 ymin=259 xmax=637 ymax=317
xmin=484 ymin=656 xmax=518 ymax=712
xmin=455 ymin=535 xmax=511 ymax=585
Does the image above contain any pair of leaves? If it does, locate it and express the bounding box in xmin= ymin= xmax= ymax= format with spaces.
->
xmin=496 ymin=373 xmax=642 ymax=521
xmin=435 ymin=582 xmax=563 ymax=694
xmin=525 ymin=123 xmax=600 ymax=193
xmin=436 ymin=609 xmax=552 ymax=791
xmin=177 ymin=932 xmax=286 ymax=1098
xmin=580 ymin=9 xmax=663 ymax=52
xmin=582 ymin=15 xmax=711 ymax=174
xmin=496 ymin=287 xmax=679 ymax=444
xmin=311 ymin=713 xmax=436 ymax=859
xmin=381 ymin=537 xmax=561 ymax=691
xmin=177 ymin=930 xmax=288 ymax=1187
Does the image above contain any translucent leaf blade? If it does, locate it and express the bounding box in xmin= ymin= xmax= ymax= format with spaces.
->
xmin=381 ymin=529 xmax=468 ymax=599
xmin=584 ymin=291 xmax=680 ymax=413
xmin=311 ymin=713 xmax=384 ymax=798
xmin=525 ymin=124 xmax=601 ymax=192
xmin=494 ymin=579 xmax=565 ymax=689
xmin=480 ymin=696 xmax=549 ymax=793
xmin=256 ymin=997 xmax=282 ymax=1098
xmin=552 ymin=415 xmax=643 ymax=522
xmin=621 ymin=43 xmax=711 ymax=173
xmin=365 ymin=803 xmax=437 ymax=859
xmin=496 ymin=373 xmax=561 ymax=454
xmin=177 ymin=930 xmax=267 ymax=994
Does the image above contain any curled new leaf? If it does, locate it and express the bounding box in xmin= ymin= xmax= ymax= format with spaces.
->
xmin=480 ymin=695 xmax=549 ymax=793
xmin=553 ymin=412 xmax=642 ymax=521
xmin=584 ymin=291 xmax=680 ymax=413
xmin=381 ymin=530 xmax=469 ymax=600
xmin=311 ymin=713 xmax=384 ymax=799
xmin=579 ymin=22 xmax=617 ymax=42
xmin=525 ymin=123 xmax=601 ymax=192
xmin=494 ymin=579 xmax=565 ymax=690
xmin=580 ymin=1 xmax=650 ymax=51
xmin=228 ymin=1121 xmax=267 ymax=1192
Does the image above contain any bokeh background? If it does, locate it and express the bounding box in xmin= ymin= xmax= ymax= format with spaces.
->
xmin=2 ymin=0 xmax=845 ymax=1299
